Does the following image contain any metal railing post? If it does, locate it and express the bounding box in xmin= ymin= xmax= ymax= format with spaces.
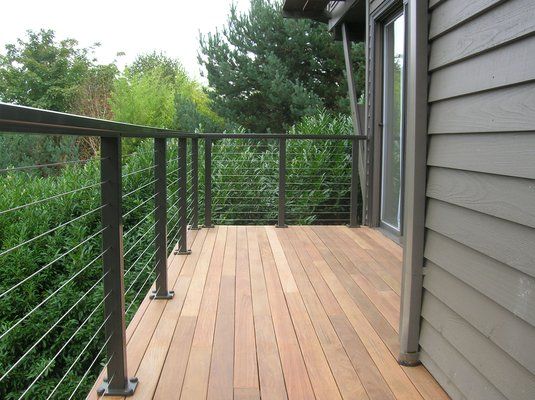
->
xmin=175 ymin=138 xmax=191 ymax=254
xmin=151 ymin=138 xmax=174 ymax=299
xmin=349 ymin=137 xmax=360 ymax=228
xmin=190 ymin=138 xmax=200 ymax=230
xmin=98 ymin=136 xmax=138 ymax=396
xmin=204 ymin=138 xmax=214 ymax=228
xmin=277 ymin=136 xmax=287 ymax=228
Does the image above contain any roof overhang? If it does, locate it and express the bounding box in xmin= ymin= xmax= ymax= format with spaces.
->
xmin=282 ymin=0 xmax=366 ymax=41
xmin=282 ymin=0 xmax=331 ymax=23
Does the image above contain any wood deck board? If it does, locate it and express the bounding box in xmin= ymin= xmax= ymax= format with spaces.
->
xmin=90 ymin=226 xmax=448 ymax=400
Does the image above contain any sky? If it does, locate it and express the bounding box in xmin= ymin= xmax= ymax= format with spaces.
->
xmin=0 ymin=0 xmax=251 ymax=81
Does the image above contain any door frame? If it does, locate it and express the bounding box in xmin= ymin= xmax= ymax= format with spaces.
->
xmin=368 ymin=0 xmax=407 ymax=241
xmin=368 ymin=0 xmax=430 ymax=365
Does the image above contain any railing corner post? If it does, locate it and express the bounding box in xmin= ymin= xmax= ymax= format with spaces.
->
xmin=151 ymin=137 xmax=174 ymax=300
xmin=98 ymin=135 xmax=138 ymax=396
xmin=276 ymin=136 xmax=287 ymax=228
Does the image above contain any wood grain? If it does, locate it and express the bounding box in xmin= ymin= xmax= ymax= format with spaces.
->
xmin=88 ymin=226 xmax=447 ymax=399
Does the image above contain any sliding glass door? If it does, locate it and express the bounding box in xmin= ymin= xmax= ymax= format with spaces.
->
xmin=381 ymin=12 xmax=405 ymax=234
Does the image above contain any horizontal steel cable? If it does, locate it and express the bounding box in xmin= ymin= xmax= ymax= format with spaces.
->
xmin=166 ymin=167 xmax=179 ymax=177
xmin=0 ymin=273 xmax=108 ymax=383
xmin=167 ymin=186 xmax=180 ymax=198
xmin=0 ymin=226 xmax=108 ymax=299
xmin=18 ymin=295 xmax=110 ymax=399
xmin=0 ymin=247 xmax=107 ymax=340
xmin=122 ymin=164 xmax=156 ymax=178
xmin=122 ymin=193 xmax=157 ymax=219
xmin=123 ymin=208 xmax=155 ymax=238
xmin=124 ymin=234 xmax=158 ymax=277
xmin=124 ymin=221 xmax=157 ymax=258
xmin=0 ymin=181 xmax=104 ymax=216
xmin=67 ymin=338 xmax=113 ymax=400
xmin=122 ymin=178 xmax=157 ymax=199
xmin=126 ymin=270 xmax=160 ymax=315
xmin=45 ymin=314 xmax=110 ymax=400
xmin=0 ymin=204 xmax=106 ymax=258
xmin=166 ymin=214 xmax=182 ymax=237
xmin=167 ymin=204 xmax=182 ymax=224
xmin=0 ymin=158 xmax=103 ymax=174
xmin=125 ymin=250 xmax=157 ymax=296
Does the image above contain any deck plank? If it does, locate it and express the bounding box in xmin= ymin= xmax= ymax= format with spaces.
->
xmin=304 ymin=227 xmax=424 ymax=400
xmin=233 ymin=227 xmax=259 ymax=398
xmin=247 ymin=226 xmax=288 ymax=400
xmin=257 ymin=227 xmax=316 ymax=400
xmin=289 ymin=226 xmax=396 ymax=400
xmin=266 ymin=226 xmax=343 ymax=400
xmin=153 ymin=227 xmax=219 ymax=399
xmin=207 ymin=226 xmax=237 ymax=400
xmin=89 ymin=226 xmax=448 ymax=400
xmin=280 ymin=227 xmax=368 ymax=400
xmin=180 ymin=226 xmax=227 ymax=399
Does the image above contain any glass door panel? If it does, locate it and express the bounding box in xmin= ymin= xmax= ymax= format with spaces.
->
xmin=381 ymin=12 xmax=405 ymax=233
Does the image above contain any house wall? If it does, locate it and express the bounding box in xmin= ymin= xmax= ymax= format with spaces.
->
xmin=420 ymin=0 xmax=535 ymax=399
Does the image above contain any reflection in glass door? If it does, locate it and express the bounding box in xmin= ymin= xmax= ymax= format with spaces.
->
xmin=381 ymin=12 xmax=405 ymax=234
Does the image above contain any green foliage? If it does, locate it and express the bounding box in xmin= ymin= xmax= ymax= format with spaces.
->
xmin=207 ymin=111 xmax=354 ymax=224
xmin=110 ymin=54 xmax=224 ymax=153
xmin=0 ymin=29 xmax=92 ymax=111
xmin=199 ymin=0 xmax=365 ymax=132
xmin=0 ymin=141 xmax=165 ymax=399
xmin=0 ymin=111 xmax=353 ymax=399
xmin=0 ymin=29 xmax=117 ymax=168
xmin=0 ymin=134 xmax=79 ymax=173
xmin=111 ymin=67 xmax=176 ymax=129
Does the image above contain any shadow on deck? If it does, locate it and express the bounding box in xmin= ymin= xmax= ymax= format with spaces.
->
xmin=89 ymin=225 xmax=448 ymax=400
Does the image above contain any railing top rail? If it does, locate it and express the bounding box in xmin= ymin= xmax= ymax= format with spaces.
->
xmin=0 ymin=102 xmax=196 ymax=138
xmin=200 ymin=133 xmax=367 ymax=140
xmin=0 ymin=102 xmax=367 ymax=141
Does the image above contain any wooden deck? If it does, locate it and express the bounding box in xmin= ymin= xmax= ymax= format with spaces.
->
xmin=90 ymin=225 xmax=448 ymax=400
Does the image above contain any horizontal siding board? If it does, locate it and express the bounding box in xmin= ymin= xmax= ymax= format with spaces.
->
xmin=421 ymin=292 xmax=535 ymax=400
xmin=429 ymin=0 xmax=535 ymax=70
xmin=370 ymin=0 xmax=382 ymax=14
xmin=423 ymin=263 xmax=535 ymax=374
xmin=420 ymin=349 xmax=466 ymax=400
xmin=426 ymin=167 xmax=535 ymax=229
xmin=429 ymin=0 xmax=449 ymax=10
xmin=426 ymin=199 xmax=535 ymax=278
xmin=427 ymin=133 xmax=535 ymax=179
xmin=424 ymin=231 xmax=535 ymax=326
xmin=428 ymin=82 xmax=535 ymax=134
xmin=419 ymin=317 xmax=506 ymax=400
xmin=429 ymin=0 xmax=505 ymax=39
xmin=429 ymin=35 xmax=535 ymax=101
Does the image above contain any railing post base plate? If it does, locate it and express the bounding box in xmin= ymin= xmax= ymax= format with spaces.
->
xmin=97 ymin=377 xmax=138 ymax=397
xmin=174 ymin=249 xmax=192 ymax=255
xmin=398 ymin=351 xmax=421 ymax=367
xmin=346 ymin=223 xmax=360 ymax=228
xmin=150 ymin=290 xmax=175 ymax=300
xmin=275 ymin=224 xmax=288 ymax=228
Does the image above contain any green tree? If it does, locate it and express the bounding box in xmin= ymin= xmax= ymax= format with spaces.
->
xmin=0 ymin=29 xmax=98 ymax=170
xmin=110 ymin=54 xmax=224 ymax=140
xmin=0 ymin=29 xmax=92 ymax=111
xmin=198 ymin=0 xmax=365 ymax=132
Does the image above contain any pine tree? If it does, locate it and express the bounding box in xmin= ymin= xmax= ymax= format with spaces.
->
xmin=198 ymin=0 xmax=365 ymax=132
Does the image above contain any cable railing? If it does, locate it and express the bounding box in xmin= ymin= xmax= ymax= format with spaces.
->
xmin=0 ymin=102 xmax=365 ymax=398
